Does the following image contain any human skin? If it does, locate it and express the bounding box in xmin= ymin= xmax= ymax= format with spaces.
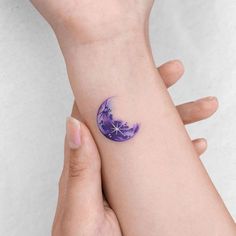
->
xmin=54 ymin=65 xmax=218 ymax=235
xmin=31 ymin=1 xmax=236 ymax=235
xmin=72 ymin=60 xmax=216 ymax=154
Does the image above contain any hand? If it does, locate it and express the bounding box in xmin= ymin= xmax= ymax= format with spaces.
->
xmin=52 ymin=117 xmax=122 ymax=236
xmin=73 ymin=60 xmax=219 ymax=155
xmin=53 ymin=74 xmax=218 ymax=235
xmin=30 ymin=0 xmax=154 ymax=45
xmin=52 ymin=60 xmax=218 ymax=235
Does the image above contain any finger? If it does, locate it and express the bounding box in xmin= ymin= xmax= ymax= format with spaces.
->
xmin=192 ymin=138 xmax=208 ymax=156
xmin=158 ymin=60 xmax=185 ymax=88
xmin=53 ymin=112 xmax=89 ymax=226
xmin=64 ymin=117 xmax=104 ymax=219
xmin=56 ymin=102 xmax=93 ymax=202
xmin=60 ymin=102 xmax=88 ymax=191
xmin=177 ymin=96 xmax=219 ymax=125
xmin=53 ymin=121 xmax=79 ymax=226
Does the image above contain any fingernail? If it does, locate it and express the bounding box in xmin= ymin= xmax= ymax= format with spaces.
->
xmin=195 ymin=96 xmax=216 ymax=103
xmin=66 ymin=117 xmax=81 ymax=150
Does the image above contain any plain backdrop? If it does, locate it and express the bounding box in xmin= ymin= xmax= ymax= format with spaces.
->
xmin=0 ymin=1 xmax=236 ymax=235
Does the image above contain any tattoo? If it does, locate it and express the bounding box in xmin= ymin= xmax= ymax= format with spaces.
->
xmin=97 ymin=97 xmax=140 ymax=142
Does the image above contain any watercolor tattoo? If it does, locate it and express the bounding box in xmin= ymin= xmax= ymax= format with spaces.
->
xmin=97 ymin=97 xmax=140 ymax=142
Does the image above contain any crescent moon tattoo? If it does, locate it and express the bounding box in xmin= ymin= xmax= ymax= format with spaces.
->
xmin=97 ymin=97 xmax=140 ymax=142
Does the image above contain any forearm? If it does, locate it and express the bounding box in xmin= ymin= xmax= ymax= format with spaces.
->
xmin=60 ymin=31 xmax=235 ymax=235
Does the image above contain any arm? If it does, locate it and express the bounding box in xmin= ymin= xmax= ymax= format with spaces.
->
xmin=53 ymin=92 xmax=222 ymax=236
xmin=31 ymin=1 xmax=236 ymax=235
xmin=62 ymin=30 xmax=236 ymax=236
xmin=53 ymin=62 xmax=219 ymax=236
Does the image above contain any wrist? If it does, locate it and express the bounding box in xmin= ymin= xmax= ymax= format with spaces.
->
xmin=54 ymin=20 xmax=150 ymax=57
xmin=58 ymin=29 xmax=153 ymax=69
xmin=60 ymin=29 xmax=160 ymax=114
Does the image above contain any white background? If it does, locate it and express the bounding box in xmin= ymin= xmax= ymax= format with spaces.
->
xmin=0 ymin=1 xmax=236 ymax=235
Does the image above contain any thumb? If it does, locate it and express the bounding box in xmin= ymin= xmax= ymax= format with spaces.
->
xmin=64 ymin=117 xmax=104 ymax=218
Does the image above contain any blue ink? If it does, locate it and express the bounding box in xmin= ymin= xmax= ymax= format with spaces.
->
xmin=97 ymin=97 xmax=140 ymax=142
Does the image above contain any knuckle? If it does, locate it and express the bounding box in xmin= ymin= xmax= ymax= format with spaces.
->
xmin=69 ymin=154 xmax=89 ymax=178
xmin=68 ymin=145 xmax=101 ymax=179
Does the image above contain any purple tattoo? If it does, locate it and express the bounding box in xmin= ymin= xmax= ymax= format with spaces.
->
xmin=97 ymin=97 xmax=140 ymax=142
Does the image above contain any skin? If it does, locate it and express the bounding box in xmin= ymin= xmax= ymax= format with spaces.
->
xmin=53 ymin=61 xmax=218 ymax=235
xmin=72 ymin=60 xmax=218 ymax=154
xmin=54 ymin=61 xmax=218 ymax=235
xmin=31 ymin=1 xmax=236 ymax=235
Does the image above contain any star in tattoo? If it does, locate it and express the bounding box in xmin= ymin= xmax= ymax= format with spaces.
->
xmin=111 ymin=122 xmax=125 ymax=136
